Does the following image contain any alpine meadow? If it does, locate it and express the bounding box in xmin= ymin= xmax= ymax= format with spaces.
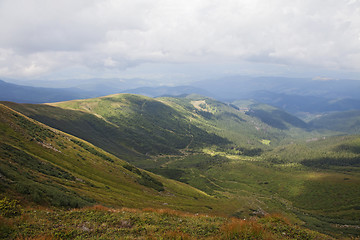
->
xmin=1 ymin=88 xmax=360 ymax=239
xmin=1 ymin=0 xmax=360 ymax=239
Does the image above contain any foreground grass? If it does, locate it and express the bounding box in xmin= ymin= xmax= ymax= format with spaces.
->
xmin=0 ymin=205 xmax=333 ymax=240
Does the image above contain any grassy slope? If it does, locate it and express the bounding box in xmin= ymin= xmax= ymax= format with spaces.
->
xmin=3 ymin=94 xmax=323 ymax=164
xmin=2 ymin=94 xmax=229 ymax=164
xmin=2 ymin=95 xmax=360 ymax=237
xmin=0 ymin=103 xmax=221 ymax=213
xmin=1 ymin=101 xmax=145 ymax=163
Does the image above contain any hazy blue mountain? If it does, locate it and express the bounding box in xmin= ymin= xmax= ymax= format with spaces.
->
xmin=251 ymin=91 xmax=360 ymax=114
xmin=9 ymin=78 xmax=162 ymax=96
xmin=0 ymin=79 xmax=96 ymax=103
xmin=121 ymin=86 xmax=213 ymax=98
xmin=190 ymin=76 xmax=360 ymax=114
xmin=191 ymin=76 xmax=360 ymax=100
xmin=3 ymin=75 xmax=360 ymax=115
xmin=116 ymin=76 xmax=360 ymax=114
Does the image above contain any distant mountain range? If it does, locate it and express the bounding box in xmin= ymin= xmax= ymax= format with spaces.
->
xmin=0 ymin=79 xmax=96 ymax=103
xmin=192 ymin=76 xmax=360 ymax=100
xmin=2 ymin=76 xmax=360 ymax=116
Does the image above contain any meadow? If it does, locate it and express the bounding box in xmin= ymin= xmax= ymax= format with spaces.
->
xmin=1 ymin=94 xmax=360 ymax=238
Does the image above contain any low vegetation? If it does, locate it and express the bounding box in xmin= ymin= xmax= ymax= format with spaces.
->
xmin=0 ymin=204 xmax=332 ymax=240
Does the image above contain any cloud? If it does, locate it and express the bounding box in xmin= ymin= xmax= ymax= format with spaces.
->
xmin=0 ymin=0 xmax=359 ymax=79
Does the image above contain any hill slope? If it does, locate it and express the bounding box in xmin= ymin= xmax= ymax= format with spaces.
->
xmin=0 ymin=103 xmax=218 ymax=212
xmin=2 ymin=96 xmax=360 ymax=237
xmin=309 ymin=110 xmax=360 ymax=134
xmin=2 ymin=95 xmax=230 ymax=165
xmin=2 ymin=94 xmax=326 ymax=168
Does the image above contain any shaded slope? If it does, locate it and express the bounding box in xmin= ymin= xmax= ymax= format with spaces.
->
xmin=2 ymin=101 xmax=145 ymax=162
xmin=5 ymin=94 xmax=228 ymax=158
xmin=309 ymin=110 xmax=360 ymax=134
xmin=232 ymin=100 xmax=309 ymax=130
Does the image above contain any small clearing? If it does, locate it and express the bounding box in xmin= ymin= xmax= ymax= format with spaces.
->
xmin=191 ymin=100 xmax=209 ymax=112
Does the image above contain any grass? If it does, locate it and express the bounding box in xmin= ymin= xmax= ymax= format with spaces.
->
xmin=0 ymin=204 xmax=333 ymax=240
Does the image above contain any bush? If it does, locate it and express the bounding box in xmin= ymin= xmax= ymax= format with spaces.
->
xmin=221 ymin=218 xmax=270 ymax=239
xmin=0 ymin=197 xmax=22 ymax=217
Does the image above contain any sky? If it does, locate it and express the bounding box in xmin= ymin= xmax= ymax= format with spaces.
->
xmin=0 ymin=0 xmax=360 ymax=85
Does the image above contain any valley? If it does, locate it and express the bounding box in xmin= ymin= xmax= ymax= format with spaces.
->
xmin=2 ymin=0 xmax=359 ymax=238
xmin=1 ymin=93 xmax=360 ymax=239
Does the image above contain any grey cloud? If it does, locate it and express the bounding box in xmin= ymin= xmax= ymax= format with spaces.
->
xmin=0 ymin=0 xmax=359 ymax=79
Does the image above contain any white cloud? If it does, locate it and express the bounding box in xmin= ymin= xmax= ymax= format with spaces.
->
xmin=0 ymin=0 xmax=359 ymax=79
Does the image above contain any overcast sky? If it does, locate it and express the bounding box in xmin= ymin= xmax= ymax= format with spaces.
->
xmin=1 ymin=0 xmax=360 ymax=84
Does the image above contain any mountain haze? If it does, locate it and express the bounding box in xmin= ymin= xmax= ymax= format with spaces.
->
xmin=0 ymin=79 xmax=96 ymax=103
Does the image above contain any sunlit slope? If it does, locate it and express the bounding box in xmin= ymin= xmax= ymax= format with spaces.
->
xmin=0 ymin=103 xmax=218 ymax=212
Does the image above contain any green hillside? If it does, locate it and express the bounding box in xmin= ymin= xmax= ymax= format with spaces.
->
xmin=0 ymin=103 xmax=220 ymax=212
xmin=3 ymin=94 xmax=324 ymax=159
xmin=2 ymin=95 xmax=360 ymax=238
xmin=158 ymin=95 xmax=322 ymax=148
xmin=2 ymin=95 xmax=230 ymax=164
xmin=0 ymin=101 xmax=337 ymax=239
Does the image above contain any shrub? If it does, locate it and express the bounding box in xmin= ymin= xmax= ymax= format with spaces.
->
xmin=220 ymin=218 xmax=272 ymax=240
xmin=0 ymin=197 xmax=22 ymax=217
